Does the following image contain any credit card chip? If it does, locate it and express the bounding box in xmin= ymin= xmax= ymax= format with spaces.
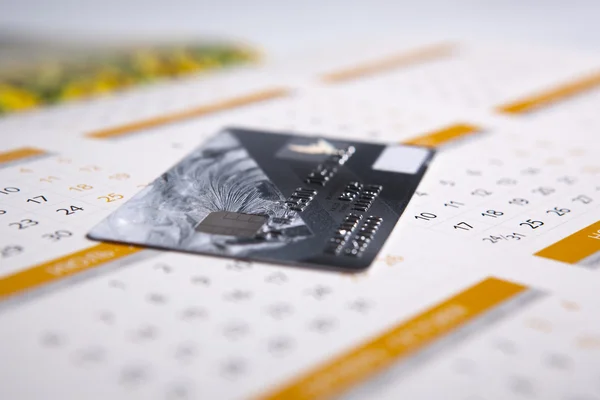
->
xmin=196 ymin=211 xmax=267 ymax=237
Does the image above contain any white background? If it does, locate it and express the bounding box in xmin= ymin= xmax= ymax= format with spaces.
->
xmin=1 ymin=0 xmax=599 ymax=56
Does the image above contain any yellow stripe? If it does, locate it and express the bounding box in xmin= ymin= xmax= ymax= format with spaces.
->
xmin=0 ymin=243 xmax=141 ymax=299
xmin=402 ymin=123 xmax=482 ymax=148
xmin=497 ymin=71 xmax=600 ymax=114
xmin=0 ymin=147 xmax=46 ymax=165
xmin=86 ymin=87 xmax=290 ymax=139
xmin=535 ymin=220 xmax=600 ymax=264
xmin=258 ymin=277 xmax=526 ymax=400
xmin=321 ymin=43 xmax=456 ymax=84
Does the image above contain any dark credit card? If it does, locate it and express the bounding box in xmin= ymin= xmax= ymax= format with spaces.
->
xmin=88 ymin=128 xmax=435 ymax=271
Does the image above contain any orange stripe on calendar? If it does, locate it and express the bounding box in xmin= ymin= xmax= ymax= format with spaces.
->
xmin=535 ymin=220 xmax=600 ymax=265
xmin=86 ymin=87 xmax=291 ymax=139
xmin=0 ymin=243 xmax=141 ymax=299
xmin=402 ymin=123 xmax=482 ymax=148
xmin=321 ymin=43 xmax=456 ymax=84
xmin=0 ymin=147 xmax=47 ymax=165
xmin=497 ymin=71 xmax=600 ymax=114
xmin=257 ymin=277 xmax=526 ymax=400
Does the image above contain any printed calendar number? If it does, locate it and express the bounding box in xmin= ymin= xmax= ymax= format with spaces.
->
xmin=453 ymin=222 xmax=473 ymax=231
xmin=506 ymin=233 xmax=525 ymax=240
xmin=56 ymin=206 xmax=84 ymax=216
xmin=98 ymin=193 xmax=124 ymax=203
xmin=509 ymin=198 xmax=529 ymax=206
xmin=1 ymin=245 xmax=23 ymax=258
xmin=440 ymin=180 xmax=455 ymax=186
xmin=519 ymin=219 xmax=544 ymax=229
xmin=415 ymin=212 xmax=437 ymax=221
xmin=482 ymin=232 xmax=525 ymax=244
xmin=42 ymin=230 xmax=73 ymax=241
xmin=80 ymin=165 xmax=102 ymax=172
xmin=444 ymin=201 xmax=464 ymax=208
xmin=546 ymin=207 xmax=570 ymax=216
xmin=27 ymin=195 xmax=47 ymax=204
xmin=109 ymin=173 xmax=130 ymax=180
xmin=9 ymin=219 xmax=39 ymax=230
xmin=69 ymin=184 xmax=93 ymax=192
xmin=573 ymin=194 xmax=593 ymax=204
xmin=533 ymin=186 xmax=555 ymax=196
xmin=226 ymin=260 xmax=252 ymax=271
xmin=521 ymin=167 xmax=540 ymax=175
xmin=0 ymin=187 xmax=20 ymax=195
xmin=265 ymin=272 xmax=288 ymax=284
xmin=471 ymin=189 xmax=492 ymax=197
xmin=482 ymin=210 xmax=504 ymax=218
xmin=557 ymin=176 xmax=576 ymax=185
xmin=40 ymin=176 xmax=60 ymax=183
xmin=496 ymin=178 xmax=517 ymax=186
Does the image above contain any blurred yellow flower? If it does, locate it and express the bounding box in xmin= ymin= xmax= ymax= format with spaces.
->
xmin=60 ymin=79 xmax=94 ymax=100
xmin=0 ymin=44 xmax=258 ymax=115
xmin=133 ymin=50 xmax=165 ymax=78
xmin=172 ymin=49 xmax=202 ymax=74
xmin=0 ymin=85 xmax=39 ymax=111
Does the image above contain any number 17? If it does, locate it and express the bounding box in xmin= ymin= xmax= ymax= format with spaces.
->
xmin=454 ymin=222 xmax=473 ymax=231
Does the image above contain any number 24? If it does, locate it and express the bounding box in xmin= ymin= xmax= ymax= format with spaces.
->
xmin=56 ymin=205 xmax=84 ymax=215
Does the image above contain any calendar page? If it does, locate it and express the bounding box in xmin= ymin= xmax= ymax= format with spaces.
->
xmin=1 ymin=38 xmax=600 ymax=400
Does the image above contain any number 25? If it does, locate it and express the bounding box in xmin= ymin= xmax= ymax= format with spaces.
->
xmin=519 ymin=219 xmax=544 ymax=229
xmin=98 ymin=193 xmax=124 ymax=203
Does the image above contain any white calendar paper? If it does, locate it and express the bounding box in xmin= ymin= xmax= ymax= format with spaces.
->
xmin=1 ymin=39 xmax=600 ymax=400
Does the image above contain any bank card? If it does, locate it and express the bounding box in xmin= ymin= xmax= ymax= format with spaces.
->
xmin=88 ymin=128 xmax=434 ymax=271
